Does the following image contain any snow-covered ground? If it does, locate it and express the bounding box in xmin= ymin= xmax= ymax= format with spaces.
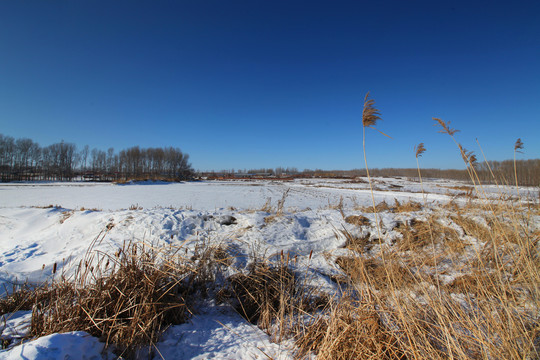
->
xmin=0 ymin=178 xmax=537 ymax=359
xmin=0 ymin=178 xmax=452 ymax=211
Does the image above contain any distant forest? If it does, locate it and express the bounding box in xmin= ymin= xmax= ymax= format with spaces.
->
xmin=0 ymin=134 xmax=193 ymax=182
xmin=206 ymin=161 xmax=539 ymax=187
xmin=1 ymin=133 xmax=538 ymax=187
xmin=300 ymin=163 xmax=540 ymax=187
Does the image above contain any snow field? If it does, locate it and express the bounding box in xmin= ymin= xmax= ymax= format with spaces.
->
xmin=0 ymin=178 xmax=538 ymax=359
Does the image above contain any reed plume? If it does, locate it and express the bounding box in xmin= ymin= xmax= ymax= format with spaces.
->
xmin=514 ymin=138 xmax=524 ymax=153
xmin=433 ymin=117 xmax=459 ymax=136
xmin=414 ymin=143 xmax=426 ymax=158
xmin=363 ymin=92 xmax=390 ymax=137
xmin=362 ymin=92 xmax=382 ymax=128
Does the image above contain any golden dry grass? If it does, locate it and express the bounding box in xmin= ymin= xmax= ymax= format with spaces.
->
xmin=358 ymin=199 xmax=423 ymax=213
xmin=344 ymin=214 xmax=371 ymax=226
xmin=336 ymin=256 xmax=415 ymax=291
xmin=30 ymin=242 xmax=193 ymax=358
xmin=296 ymin=299 xmax=406 ymax=360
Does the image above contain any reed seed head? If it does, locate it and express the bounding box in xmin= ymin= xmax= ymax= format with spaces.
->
xmin=458 ymin=144 xmax=477 ymax=166
xmin=514 ymin=138 xmax=524 ymax=153
xmin=433 ymin=117 xmax=460 ymax=136
xmin=415 ymin=143 xmax=426 ymax=158
xmin=362 ymin=92 xmax=382 ymax=128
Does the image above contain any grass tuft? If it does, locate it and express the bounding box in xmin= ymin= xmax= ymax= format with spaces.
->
xmin=30 ymin=242 xmax=192 ymax=358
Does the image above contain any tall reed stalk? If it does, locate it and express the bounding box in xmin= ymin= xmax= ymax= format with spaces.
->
xmin=414 ymin=143 xmax=426 ymax=201
xmin=362 ymin=92 xmax=390 ymax=243
xmin=514 ymin=138 xmax=524 ymax=200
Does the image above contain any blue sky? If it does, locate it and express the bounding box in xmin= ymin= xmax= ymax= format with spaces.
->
xmin=1 ymin=1 xmax=539 ymax=171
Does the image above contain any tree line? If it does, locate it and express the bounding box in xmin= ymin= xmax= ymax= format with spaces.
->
xmin=299 ymin=161 xmax=540 ymax=187
xmin=202 ymin=162 xmax=540 ymax=187
xmin=0 ymin=134 xmax=193 ymax=182
xmin=1 ymin=133 xmax=537 ymax=186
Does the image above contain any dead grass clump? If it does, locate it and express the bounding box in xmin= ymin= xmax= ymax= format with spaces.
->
xmin=59 ymin=210 xmax=73 ymax=224
xmin=296 ymin=299 xmax=405 ymax=360
xmin=187 ymin=243 xmax=233 ymax=296
xmin=0 ymin=284 xmax=50 ymax=315
xmin=423 ymin=218 xmax=465 ymax=255
xmin=263 ymin=189 xmax=290 ymax=223
xmin=406 ymin=283 xmax=539 ymax=359
xmin=345 ymin=215 xmax=370 ymax=226
xmin=393 ymin=199 xmax=423 ymax=213
xmin=129 ymin=204 xmax=143 ymax=210
xmin=340 ymin=227 xmax=373 ymax=253
xmin=329 ymin=196 xmax=347 ymax=218
xmin=361 ymin=200 xmax=393 ymax=213
xmin=486 ymin=217 xmax=522 ymax=244
xmin=444 ymin=270 xmax=517 ymax=299
xmin=80 ymin=207 xmax=101 ymax=212
xmin=336 ymin=256 xmax=414 ymax=291
xmin=358 ymin=199 xmax=422 ymax=214
xmin=36 ymin=204 xmax=62 ymax=209
xmin=226 ymin=261 xmax=298 ymax=328
xmin=30 ymin=242 xmax=192 ymax=358
xmin=211 ymin=244 xmax=234 ymax=266
xmin=260 ymin=197 xmax=273 ymax=212
xmin=394 ymin=219 xmax=432 ymax=251
xmin=451 ymin=214 xmax=491 ymax=243
xmin=446 ymin=185 xmax=475 ymax=197
xmin=276 ymin=189 xmax=290 ymax=216
xmin=393 ymin=216 xmax=464 ymax=255
xmin=264 ymin=214 xmax=279 ymax=224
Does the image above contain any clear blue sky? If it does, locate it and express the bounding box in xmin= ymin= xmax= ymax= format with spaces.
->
xmin=1 ymin=1 xmax=539 ymax=171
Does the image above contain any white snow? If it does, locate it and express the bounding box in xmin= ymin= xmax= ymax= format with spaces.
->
xmin=1 ymin=331 xmax=105 ymax=360
xmin=0 ymin=179 xmax=455 ymax=211
xmin=155 ymin=301 xmax=293 ymax=360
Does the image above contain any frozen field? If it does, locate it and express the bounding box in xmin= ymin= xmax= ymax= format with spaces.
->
xmin=0 ymin=178 xmax=459 ymax=211
xmin=1 ymin=176 xmax=526 ymax=210
xmin=0 ymin=178 xmax=537 ymax=359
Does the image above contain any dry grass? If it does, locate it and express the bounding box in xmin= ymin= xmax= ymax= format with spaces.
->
xmin=296 ymin=299 xmax=406 ymax=360
xmin=30 ymin=242 xmax=193 ymax=358
xmin=293 ymin=119 xmax=540 ymax=360
xmin=35 ymin=204 xmax=62 ymax=209
xmin=358 ymin=199 xmax=423 ymax=213
xmin=264 ymin=188 xmax=290 ymax=223
xmin=394 ymin=219 xmax=432 ymax=251
xmin=59 ymin=210 xmax=73 ymax=224
xmin=291 ymin=118 xmax=540 ymax=359
xmin=0 ymin=284 xmax=50 ymax=315
xmin=306 ymin=201 xmax=540 ymax=359
xmin=227 ymin=262 xmax=297 ymax=326
xmin=0 ymin=237 xmax=235 ymax=358
xmin=341 ymin=229 xmax=373 ymax=253
xmin=345 ymin=214 xmax=371 ymax=226
xmin=393 ymin=199 xmax=423 ymax=213
xmin=336 ymin=256 xmax=415 ymax=291
xmin=219 ymin=254 xmax=328 ymax=343
xmin=360 ymin=200 xmax=393 ymax=213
